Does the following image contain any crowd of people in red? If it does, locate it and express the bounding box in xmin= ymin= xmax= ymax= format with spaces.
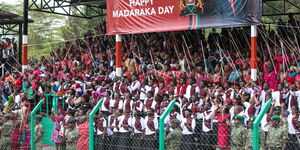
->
xmin=0 ymin=22 xmax=300 ymax=150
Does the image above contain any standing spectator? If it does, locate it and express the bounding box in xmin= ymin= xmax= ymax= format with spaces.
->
xmin=264 ymin=65 xmax=279 ymax=91
xmin=217 ymin=106 xmax=231 ymax=150
xmin=0 ymin=114 xmax=13 ymax=150
xmin=101 ymin=91 xmax=112 ymax=117
xmin=201 ymin=102 xmax=216 ymax=150
xmin=131 ymin=111 xmax=145 ymax=149
xmin=231 ymin=115 xmax=247 ymax=150
xmin=267 ymin=115 xmax=288 ymax=150
xmin=133 ymin=95 xmax=143 ymax=112
xmin=286 ymin=106 xmax=300 ymax=149
xmin=50 ymin=109 xmax=65 ymax=150
xmin=144 ymin=108 xmax=158 ymax=149
xmin=185 ymin=78 xmax=199 ymax=100
xmin=95 ymin=112 xmax=107 ymax=149
xmin=124 ymin=52 xmax=137 ymax=74
xmin=118 ymin=110 xmax=132 ymax=150
xmin=34 ymin=115 xmax=44 ymax=150
xmin=65 ymin=119 xmax=80 ymax=150
xmin=144 ymin=91 xmax=156 ymax=112
xmin=180 ymin=109 xmax=195 ymax=150
xmin=77 ymin=116 xmax=89 ymax=150
xmin=165 ymin=119 xmax=182 ymax=150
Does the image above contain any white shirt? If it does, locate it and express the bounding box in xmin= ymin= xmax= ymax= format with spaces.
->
xmin=131 ymin=117 xmax=145 ymax=134
xmin=185 ymin=84 xmax=200 ymax=100
xmin=108 ymin=71 xmax=115 ymax=79
xmin=261 ymin=114 xmax=270 ymax=132
xmin=165 ymin=112 xmax=183 ymax=125
xmin=243 ymin=102 xmax=260 ymax=121
xmin=225 ymin=88 xmax=235 ymax=100
xmin=179 ymin=59 xmax=186 ymax=72
xmin=152 ymin=86 xmax=159 ymax=96
xmin=238 ymin=87 xmax=252 ymax=95
xmin=201 ymin=111 xmax=214 ymax=132
xmin=187 ymin=101 xmax=203 ymax=119
xmin=111 ymin=99 xmax=124 ymax=110
xmin=143 ymin=98 xmax=156 ymax=112
xmin=165 ymin=112 xmax=183 ymax=131
xmin=95 ymin=118 xmax=107 ymax=135
xmin=181 ymin=117 xmax=196 ymax=135
xmin=259 ymin=90 xmax=270 ymax=106
xmin=272 ymin=91 xmax=288 ymax=107
xmin=123 ymin=99 xmax=133 ymax=111
xmin=140 ymin=85 xmax=151 ymax=100
xmin=107 ymin=115 xmax=114 ymax=136
xmin=129 ymin=80 xmax=141 ymax=93
xmin=287 ymin=91 xmax=300 ymax=113
xmin=229 ymin=106 xmax=244 ymax=123
xmin=213 ymin=90 xmax=226 ymax=101
xmin=113 ymin=81 xmax=122 ymax=92
xmin=144 ymin=116 xmax=158 ymax=135
xmin=100 ymin=97 xmax=111 ymax=111
xmin=133 ymin=100 xmax=144 ymax=112
xmin=287 ymin=113 xmax=300 ymax=134
xmin=112 ymin=116 xmax=121 ymax=132
xmin=118 ymin=115 xmax=132 ymax=133
xmin=15 ymin=95 xmax=21 ymax=108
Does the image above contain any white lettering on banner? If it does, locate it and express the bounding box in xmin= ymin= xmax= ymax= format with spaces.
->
xmin=129 ymin=0 xmax=154 ymax=7
xmin=112 ymin=8 xmax=157 ymax=18
xmin=158 ymin=6 xmax=174 ymax=15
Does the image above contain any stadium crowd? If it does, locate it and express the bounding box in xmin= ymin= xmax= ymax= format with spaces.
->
xmin=0 ymin=22 xmax=300 ymax=150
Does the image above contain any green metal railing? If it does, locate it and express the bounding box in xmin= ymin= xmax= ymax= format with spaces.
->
xmin=89 ymin=98 xmax=104 ymax=150
xmin=44 ymin=94 xmax=61 ymax=114
xmin=159 ymin=99 xmax=177 ymax=150
xmin=30 ymin=98 xmax=45 ymax=150
xmin=252 ymin=99 xmax=272 ymax=150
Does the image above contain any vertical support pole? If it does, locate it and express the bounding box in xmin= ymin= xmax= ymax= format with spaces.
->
xmin=89 ymin=98 xmax=104 ymax=150
xmin=30 ymin=98 xmax=45 ymax=150
xmin=46 ymin=95 xmax=49 ymax=116
xmin=253 ymin=99 xmax=272 ymax=150
xmin=159 ymin=99 xmax=177 ymax=150
xmin=22 ymin=0 xmax=29 ymax=72
xmin=251 ymin=25 xmax=257 ymax=81
xmin=18 ymin=23 xmax=23 ymax=65
xmin=53 ymin=96 xmax=58 ymax=113
xmin=116 ymin=35 xmax=122 ymax=79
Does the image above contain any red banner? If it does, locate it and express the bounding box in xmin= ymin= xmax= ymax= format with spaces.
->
xmin=107 ymin=0 xmax=262 ymax=35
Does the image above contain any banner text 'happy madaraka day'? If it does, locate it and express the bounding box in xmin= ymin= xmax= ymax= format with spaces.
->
xmin=107 ymin=0 xmax=262 ymax=35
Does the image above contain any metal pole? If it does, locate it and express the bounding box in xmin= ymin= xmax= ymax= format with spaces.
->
xmin=18 ymin=23 xmax=23 ymax=65
xmin=30 ymin=98 xmax=45 ymax=150
xmin=22 ymin=0 xmax=29 ymax=72
xmin=116 ymin=35 xmax=122 ymax=79
xmin=251 ymin=25 xmax=257 ymax=81
xmin=159 ymin=99 xmax=177 ymax=150
xmin=252 ymin=99 xmax=272 ymax=150
xmin=89 ymin=98 xmax=104 ymax=150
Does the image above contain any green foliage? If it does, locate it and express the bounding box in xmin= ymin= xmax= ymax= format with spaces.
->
xmin=59 ymin=10 xmax=105 ymax=40
xmin=263 ymin=0 xmax=300 ymax=23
